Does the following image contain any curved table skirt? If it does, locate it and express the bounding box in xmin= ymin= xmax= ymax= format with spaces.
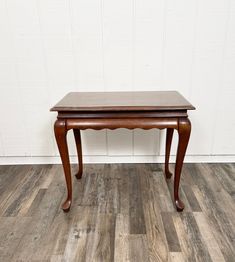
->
xmin=66 ymin=117 xmax=179 ymax=131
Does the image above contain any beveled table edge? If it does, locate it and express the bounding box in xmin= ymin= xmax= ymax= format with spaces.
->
xmin=50 ymin=105 xmax=196 ymax=112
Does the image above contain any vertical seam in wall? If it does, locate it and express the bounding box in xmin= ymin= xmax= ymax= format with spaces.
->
xmin=158 ymin=0 xmax=168 ymax=158
xmin=155 ymin=129 xmax=160 ymax=156
xmin=68 ymin=0 xmax=83 ymax=156
xmin=0 ymin=0 xmax=9 ymax=157
xmin=100 ymin=0 xmax=106 ymax=92
xmin=210 ymin=0 xmax=231 ymax=154
xmin=132 ymin=0 xmax=136 ymax=156
xmin=161 ymin=0 xmax=168 ymax=88
xmin=188 ymin=0 xmax=199 ymax=100
xmin=100 ymin=0 xmax=109 ymax=156
xmin=132 ymin=0 xmax=136 ymax=92
xmin=35 ymin=0 xmax=57 ymax=156
xmin=106 ymin=129 xmax=109 ymax=156
xmin=0 ymin=132 xmax=4 ymax=157
xmin=132 ymin=129 xmax=135 ymax=156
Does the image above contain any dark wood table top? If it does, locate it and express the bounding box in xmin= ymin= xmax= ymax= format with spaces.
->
xmin=51 ymin=91 xmax=195 ymax=112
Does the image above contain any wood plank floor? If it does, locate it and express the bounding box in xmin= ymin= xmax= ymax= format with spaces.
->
xmin=0 ymin=163 xmax=234 ymax=262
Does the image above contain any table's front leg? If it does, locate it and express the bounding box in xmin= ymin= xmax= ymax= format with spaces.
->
xmin=54 ymin=119 xmax=72 ymax=212
xmin=73 ymin=129 xmax=83 ymax=179
xmin=174 ymin=118 xmax=191 ymax=212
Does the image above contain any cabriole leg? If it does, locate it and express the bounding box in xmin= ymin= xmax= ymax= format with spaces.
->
xmin=54 ymin=119 xmax=72 ymax=212
xmin=174 ymin=118 xmax=191 ymax=212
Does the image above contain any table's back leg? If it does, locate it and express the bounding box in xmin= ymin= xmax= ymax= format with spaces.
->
xmin=165 ymin=128 xmax=174 ymax=179
xmin=54 ymin=119 xmax=72 ymax=212
xmin=73 ymin=129 xmax=83 ymax=179
xmin=174 ymin=118 xmax=191 ymax=212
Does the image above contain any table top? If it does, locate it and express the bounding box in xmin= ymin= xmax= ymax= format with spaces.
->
xmin=51 ymin=91 xmax=195 ymax=112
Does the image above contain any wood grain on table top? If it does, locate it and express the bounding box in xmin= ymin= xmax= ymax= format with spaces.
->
xmin=51 ymin=91 xmax=195 ymax=112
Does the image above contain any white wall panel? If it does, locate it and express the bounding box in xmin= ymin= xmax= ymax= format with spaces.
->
xmin=66 ymin=129 xmax=107 ymax=157
xmin=1 ymin=104 xmax=30 ymax=156
xmin=22 ymin=104 xmax=54 ymax=156
xmin=102 ymin=0 xmax=133 ymax=91
xmin=212 ymin=91 xmax=235 ymax=154
xmin=0 ymin=135 xmax=4 ymax=156
xmin=134 ymin=0 xmax=165 ymax=90
xmin=188 ymin=0 xmax=229 ymax=155
xmin=72 ymin=36 xmax=104 ymax=91
xmin=0 ymin=0 xmax=235 ymax=162
xmin=0 ymin=62 xmax=18 ymax=88
xmin=103 ymin=0 xmax=134 ymax=156
xmin=6 ymin=0 xmax=40 ymax=36
xmin=46 ymin=53 xmax=75 ymax=88
xmin=133 ymin=0 xmax=164 ymax=155
xmin=71 ymin=0 xmax=104 ymax=91
xmin=17 ymin=61 xmax=47 ymax=87
xmin=70 ymin=0 xmax=107 ymax=155
xmin=107 ymin=129 xmax=133 ymax=156
xmin=163 ymin=0 xmax=196 ymax=95
xmin=0 ymin=33 xmax=15 ymax=61
xmin=133 ymin=129 xmax=158 ymax=156
xmin=159 ymin=0 xmax=197 ymax=156
xmin=81 ymin=130 xmax=107 ymax=156
xmin=37 ymin=0 xmax=71 ymax=36
xmin=159 ymin=129 xmax=179 ymax=157
xmin=212 ymin=1 xmax=235 ymax=154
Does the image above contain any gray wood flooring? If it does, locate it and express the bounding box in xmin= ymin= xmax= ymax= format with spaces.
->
xmin=0 ymin=163 xmax=234 ymax=262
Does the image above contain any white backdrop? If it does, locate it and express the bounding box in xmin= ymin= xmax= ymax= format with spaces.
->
xmin=0 ymin=0 xmax=235 ymax=164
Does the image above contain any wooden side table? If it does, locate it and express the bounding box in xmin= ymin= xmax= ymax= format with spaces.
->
xmin=51 ymin=91 xmax=195 ymax=212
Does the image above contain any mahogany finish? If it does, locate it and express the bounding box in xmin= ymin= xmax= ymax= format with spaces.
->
xmin=165 ymin=128 xmax=174 ymax=179
xmin=51 ymin=91 xmax=195 ymax=212
xmin=51 ymin=91 xmax=195 ymax=112
xmin=54 ymin=119 xmax=72 ymax=212
xmin=73 ymin=129 xmax=83 ymax=179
